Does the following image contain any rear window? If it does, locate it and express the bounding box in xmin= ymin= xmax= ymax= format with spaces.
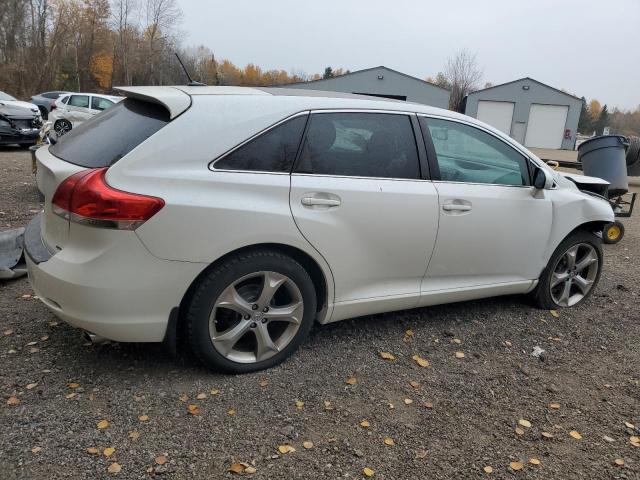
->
xmin=50 ymin=98 xmax=170 ymax=167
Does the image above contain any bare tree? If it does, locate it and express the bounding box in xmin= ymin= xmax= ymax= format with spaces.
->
xmin=443 ymin=49 xmax=483 ymax=112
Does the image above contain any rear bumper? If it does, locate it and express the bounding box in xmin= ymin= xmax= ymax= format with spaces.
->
xmin=25 ymin=213 xmax=205 ymax=342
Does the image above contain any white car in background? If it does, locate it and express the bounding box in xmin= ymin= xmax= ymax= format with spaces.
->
xmin=25 ymin=86 xmax=613 ymax=373
xmin=49 ymin=92 xmax=123 ymax=136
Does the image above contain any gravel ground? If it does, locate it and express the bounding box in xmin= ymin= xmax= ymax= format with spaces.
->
xmin=1 ymin=147 xmax=639 ymax=479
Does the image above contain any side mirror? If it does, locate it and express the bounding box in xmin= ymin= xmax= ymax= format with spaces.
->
xmin=532 ymin=167 xmax=548 ymax=189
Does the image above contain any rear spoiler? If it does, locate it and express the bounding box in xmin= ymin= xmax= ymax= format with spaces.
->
xmin=113 ymin=86 xmax=191 ymax=120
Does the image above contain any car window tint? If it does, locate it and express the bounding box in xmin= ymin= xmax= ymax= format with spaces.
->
xmin=424 ymin=117 xmax=529 ymax=186
xmin=50 ymin=98 xmax=170 ymax=168
xmin=91 ymin=97 xmax=114 ymax=111
xmin=296 ymin=113 xmax=420 ymax=179
xmin=68 ymin=95 xmax=89 ymax=108
xmin=215 ymin=115 xmax=307 ymax=172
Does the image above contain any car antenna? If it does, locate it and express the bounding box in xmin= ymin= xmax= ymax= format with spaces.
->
xmin=175 ymin=53 xmax=206 ymax=86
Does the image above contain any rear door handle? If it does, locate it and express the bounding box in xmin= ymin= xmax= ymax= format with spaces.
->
xmin=442 ymin=204 xmax=471 ymax=211
xmin=301 ymin=197 xmax=341 ymax=207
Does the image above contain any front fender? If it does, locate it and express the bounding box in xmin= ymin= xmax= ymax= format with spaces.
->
xmin=544 ymin=187 xmax=613 ymax=260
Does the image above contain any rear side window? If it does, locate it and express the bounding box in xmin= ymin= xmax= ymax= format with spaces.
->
xmin=295 ymin=113 xmax=420 ymax=179
xmin=61 ymin=96 xmax=70 ymax=104
xmin=214 ymin=115 xmax=307 ymax=172
xmin=68 ymin=95 xmax=89 ymax=108
xmin=91 ymin=96 xmax=115 ymax=111
xmin=50 ymin=98 xmax=170 ymax=167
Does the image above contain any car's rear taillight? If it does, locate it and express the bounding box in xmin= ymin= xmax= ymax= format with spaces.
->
xmin=52 ymin=168 xmax=164 ymax=230
xmin=50 ymin=101 xmax=56 ymax=110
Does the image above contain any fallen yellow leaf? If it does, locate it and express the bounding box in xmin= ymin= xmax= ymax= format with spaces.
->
xmin=404 ymin=398 xmax=413 ymax=405
xmin=97 ymin=420 xmax=109 ymax=429
xmin=423 ymin=402 xmax=434 ymax=409
xmin=138 ymin=415 xmax=149 ymax=422
xmin=483 ymin=466 xmax=493 ymax=473
xmin=259 ymin=379 xmax=268 ymax=387
xmin=405 ymin=329 xmax=414 ymax=337
xmin=550 ymin=310 xmax=559 ymax=318
xmin=103 ymin=447 xmax=115 ymax=457
xmin=379 ymin=351 xmax=395 ymax=360
xmin=65 ymin=393 xmax=76 ymax=399
xmin=107 ymin=462 xmax=121 ymax=474
xmin=155 ymin=455 xmax=167 ymax=465
xmin=227 ymin=409 xmax=236 ymax=416
xmin=529 ymin=458 xmax=541 ymax=465
xmin=128 ymin=431 xmax=140 ymax=440
xmin=26 ymin=383 xmax=38 ymax=390
xmin=452 ymin=338 xmax=462 ymax=344
xmin=345 ymin=377 xmax=357 ymax=385
xmin=278 ymin=444 xmax=296 ymax=454
xmin=196 ymin=393 xmax=207 ymax=400
xmin=409 ymin=380 xmax=420 ymax=389
xmin=229 ymin=463 xmax=245 ymax=474
xmin=515 ymin=427 xmax=524 ymax=436
xmin=244 ymin=466 xmax=257 ymax=474
xmin=87 ymin=447 xmax=99 ymax=454
xmin=541 ymin=431 xmax=554 ymax=439
xmin=412 ymin=355 xmax=429 ymax=368
xmin=295 ymin=400 xmax=304 ymax=410
xmin=302 ymin=441 xmax=314 ymax=449
xmin=518 ymin=419 xmax=532 ymax=428
xmin=624 ymin=421 xmax=635 ymax=429
xmin=179 ymin=394 xmax=189 ymax=402
xmin=569 ymin=430 xmax=582 ymax=440
xmin=383 ymin=437 xmax=395 ymax=446
xmin=6 ymin=396 xmax=20 ymax=406
xmin=210 ymin=389 xmax=220 ymax=396
xmin=614 ymin=458 xmax=625 ymax=466
xmin=549 ymin=403 xmax=561 ymax=410
xmin=455 ymin=351 xmax=465 ymax=359
xmin=510 ymin=461 xmax=524 ymax=471
xmin=68 ymin=383 xmax=80 ymax=389
xmin=363 ymin=467 xmax=375 ymax=477
xmin=360 ymin=420 xmax=370 ymax=428
xmin=3 ymin=329 xmax=13 ymax=336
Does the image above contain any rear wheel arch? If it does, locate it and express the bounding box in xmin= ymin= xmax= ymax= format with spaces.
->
xmin=179 ymin=243 xmax=329 ymax=323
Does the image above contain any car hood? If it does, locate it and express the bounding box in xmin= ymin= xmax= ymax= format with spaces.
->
xmin=0 ymin=100 xmax=40 ymax=115
xmin=560 ymin=172 xmax=610 ymax=197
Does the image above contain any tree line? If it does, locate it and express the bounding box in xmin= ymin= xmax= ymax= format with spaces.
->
xmin=0 ymin=0 xmax=344 ymax=99
xmin=579 ymin=98 xmax=640 ymax=137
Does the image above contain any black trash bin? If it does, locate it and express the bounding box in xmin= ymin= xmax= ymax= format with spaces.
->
xmin=578 ymin=135 xmax=629 ymax=196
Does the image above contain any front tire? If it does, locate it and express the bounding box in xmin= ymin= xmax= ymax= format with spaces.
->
xmin=186 ymin=249 xmax=317 ymax=373
xmin=531 ymin=231 xmax=603 ymax=309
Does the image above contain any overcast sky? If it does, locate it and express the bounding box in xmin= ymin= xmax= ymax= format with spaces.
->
xmin=178 ymin=0 xmax=639 ymax=110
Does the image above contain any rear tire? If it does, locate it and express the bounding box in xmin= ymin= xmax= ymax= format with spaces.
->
xmin=54 ymin=119 xmax=72 ymax=136
xmin=186 ymin=249 xmax=317 ymax=373
xmin=531 ymin=231 xmax=603 ymax=309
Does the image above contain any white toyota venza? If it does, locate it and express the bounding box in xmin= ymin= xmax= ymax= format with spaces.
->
xmin=25 ymin=86 xmax=614 ymax=372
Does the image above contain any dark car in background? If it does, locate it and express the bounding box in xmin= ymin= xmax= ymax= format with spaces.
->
xmin=0 ymin=102 xmax=43 ymax=148
xmin=30 ymin=91 xmax=71 ymax=120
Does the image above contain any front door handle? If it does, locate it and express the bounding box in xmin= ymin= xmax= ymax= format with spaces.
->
xmin=301 ymin=197 xmax=341 ymax=207
xmin=442 ymin=204 xmax=471 ymax=212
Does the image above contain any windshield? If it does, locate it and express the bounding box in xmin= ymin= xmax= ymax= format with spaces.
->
xmin=0 ymin=91 xmax=17 ymax=101
xmin=50 ymin=98 xmax=170 ymax=167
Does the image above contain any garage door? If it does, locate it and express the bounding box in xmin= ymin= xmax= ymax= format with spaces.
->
xmin=476 ymin=101 xmax=514 ymax=135
xmin=524 ymin=104 xmax=568 ymax=149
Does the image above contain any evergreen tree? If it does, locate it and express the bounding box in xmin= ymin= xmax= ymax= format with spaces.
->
xmin=323 ymin=67 xmax=334 ymax=79
xmin=577 ymin=97 xmax=592 ymax=134
xmin=595 ymin=104 xmax=610 ymax=135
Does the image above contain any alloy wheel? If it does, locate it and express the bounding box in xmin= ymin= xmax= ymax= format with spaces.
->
xmin=54 ymin=119 xmax=71 ymax=136
xmin=209 ymin=271 xmax=304 ymax=363
xmin=549 ymin=243 xmax=599 ymax=307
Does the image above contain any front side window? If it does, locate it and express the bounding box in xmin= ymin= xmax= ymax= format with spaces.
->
xmin=214 ymin=115 xmax=307 ymax=172
xmin=295 ymin=112 xmax=420 ymax=179
xmin=68 ymin=95 xmax=89 ymax=108
xmin=422 ymin=117 xmax=529 ymax=186
xmin=91 ymin=97 xmax=115 ymax=111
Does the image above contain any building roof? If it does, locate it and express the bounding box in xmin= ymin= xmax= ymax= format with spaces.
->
xmin=281 ymin=66 xmax=451 ymax=93
xmin=467 ymin=77 xmax=582 ymax=101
